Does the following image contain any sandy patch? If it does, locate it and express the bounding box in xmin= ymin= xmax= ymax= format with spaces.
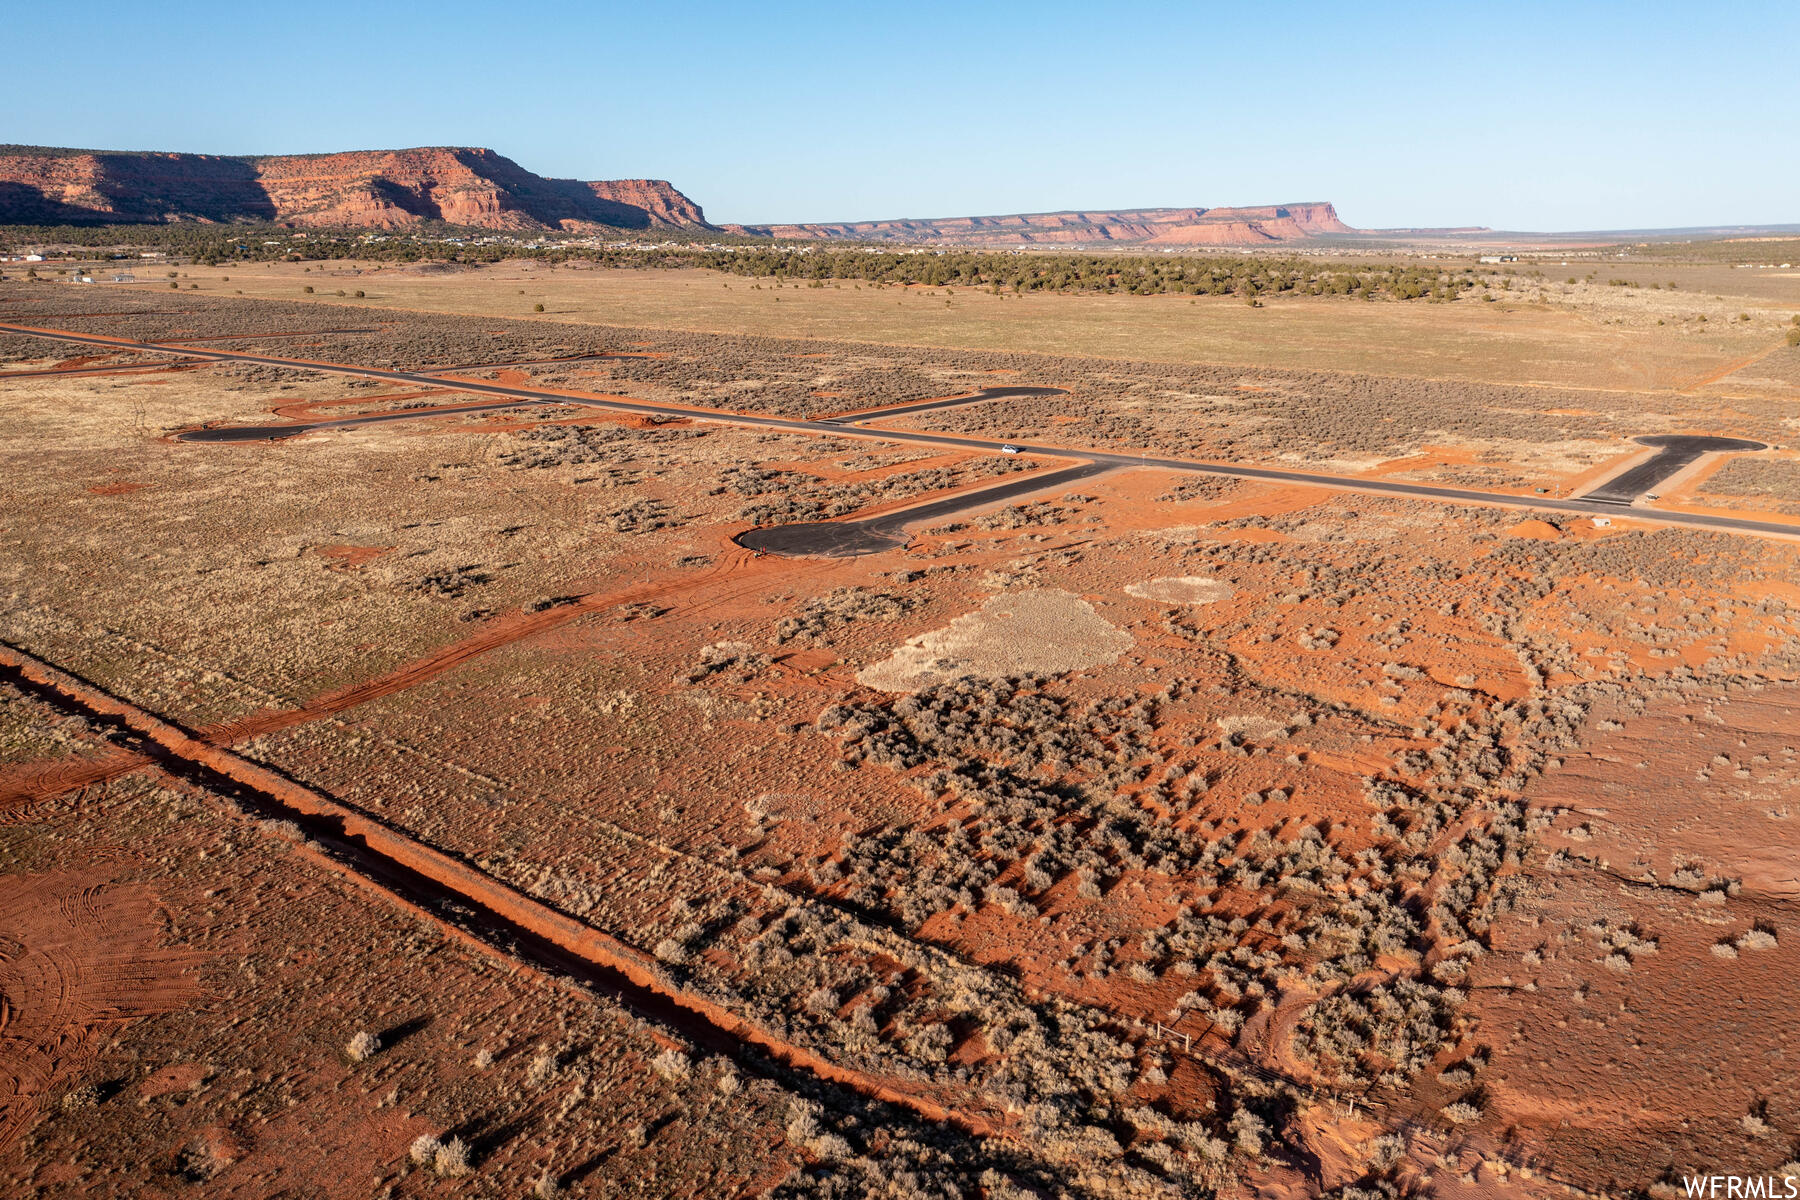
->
xmin=1131 ymin=526 xmax=1225 ymax=551
xmin=1287 ymin=519 xmax=1415 ymax=543
xmin=857 ymin=588 xmax=1132 ymax=693
xmin=1506 ymin=518 xmax=1564 ymax=541
xmin=1124 ymin=575 xmax=1235 ymax=604
xmin=1216 ymin=714 xmax=1288 ymax=741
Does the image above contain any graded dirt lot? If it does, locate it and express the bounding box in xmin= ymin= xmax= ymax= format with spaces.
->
xmin=3 ymin=270 xmax=1800 ymax=1199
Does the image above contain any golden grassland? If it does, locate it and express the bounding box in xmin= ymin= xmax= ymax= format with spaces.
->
xmin=155 ymin=259 xmax=1800 ymax=397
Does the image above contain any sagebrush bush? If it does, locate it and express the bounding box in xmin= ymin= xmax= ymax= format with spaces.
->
xmin=434 ymin=1137 xmax=471 ymax=1177
xmin=652 ymin=1048 xmax=691 ymax=1081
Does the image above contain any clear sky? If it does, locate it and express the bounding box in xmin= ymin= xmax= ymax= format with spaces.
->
xmin=7 ymin=1 xmax=1796 ymax=231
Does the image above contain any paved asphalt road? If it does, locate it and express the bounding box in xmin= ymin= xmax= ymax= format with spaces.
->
xmin=819 ymin=385 xmax=1068 ymax=425
xmin=178 ymin=399 xmax=544 ymax=442
xmin=1579 ymin=434 xmax=1768 ymax=504
xmin=184 ymin=378 xmax=1068 ymax=446
xmin=737 ymin=460 xmax=1118 ymax=556
xmin=6 ymin=322 xmax=1799 ymax=543
xmin=423 ymin=351 xmax=639 ymax=373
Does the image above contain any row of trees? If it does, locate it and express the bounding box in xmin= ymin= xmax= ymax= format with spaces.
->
xmin=605 ymin=245 xmax=1512 ymax=301
xmin=0 ymin=221 xmax=1538 ymax=301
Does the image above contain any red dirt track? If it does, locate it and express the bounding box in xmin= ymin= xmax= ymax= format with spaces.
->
xmin=0 ymin=642 xmax=1012 ymax=1141
xmin=1 ymin=551 xmax=771 ymax=811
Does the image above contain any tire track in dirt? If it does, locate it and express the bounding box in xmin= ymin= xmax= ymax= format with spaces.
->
xmin=0 ymin=547 xmax=780 ymax=812
xmin=158 ymin=328 xmax=380 ymax=344
xmin=0 ymin=750 xmax=149 ymax=810
xmin=200 ymin=548 xmax=765 ymax=743
xmin=1681 ymin=341 xmax=1785 ymax=392
xmin=0 ymin=361 xmax=203 ymax=381
xmin=0 ymin=870 xmax=208 ymax=1151
xmin=0 ymin=644 xmax=1013 ymax=1143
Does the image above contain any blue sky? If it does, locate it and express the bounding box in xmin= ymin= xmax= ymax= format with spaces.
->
xmin=7 ymin=1 xmax=1796 ymax=230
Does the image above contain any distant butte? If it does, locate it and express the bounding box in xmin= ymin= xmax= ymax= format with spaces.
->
xmin=721 ymin=202 xmax=1358 ymax=246
xmin=0 ymin=144 xmax=1366 ymax=246
xmin=0 ymin=145 xmax=712 ymax=232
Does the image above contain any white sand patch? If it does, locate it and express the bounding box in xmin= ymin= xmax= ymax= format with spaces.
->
xmin=1132 ymin=525 xmax=1204 ymax=545
xmin=1217 ymin=715 xmax=1287 ymax=741
xmin=1288 ymin=511 xmax=1438 ymax=543
xmin=1289 ymin=521 xmax=1397 ymax=543
xmin=857 ymin=588 xmax=1132 ymax=693
xmin=1275 ymin=451 xmax=1392 ymax=475
xmin=1124 ymin=576 xmax=1235 ymax=604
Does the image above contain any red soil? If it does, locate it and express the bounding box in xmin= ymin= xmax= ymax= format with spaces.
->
xmin=312 ymin=544 xmax=390 ymax=571
xmin=0 ymin=549 xmax=776 ymax=811
xmin=0 ymin=869 xmax=207 ymax=1147
xmin=0 ymin=643 xmax=1014 ymax=1142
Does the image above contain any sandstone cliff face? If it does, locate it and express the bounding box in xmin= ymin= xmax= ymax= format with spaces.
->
xmin=582 ymin=179 xmax=707 ymax=227
xmin=730 ymin=202 xmax=1355 ymax=246
xmin=0 ymin=151 xmax=274 ymax=223
xmin=0 ymin=146 xmax=712 ymax=232
xmin=0 ymin=143 xmax=1350 ymax=247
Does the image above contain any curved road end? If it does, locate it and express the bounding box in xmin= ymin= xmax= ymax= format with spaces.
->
xmin=736 ymin=460 xmax=1117 ymax=558
xmin=175 ymin=399 xmax=546 ymax=443
xmin=1580 ymin=434 xmax=1768 ymax=505
xmin=736 ymin=521 xmax=904 ymax=557
xmin=817 ymin=385 xmax=1068 ymax=426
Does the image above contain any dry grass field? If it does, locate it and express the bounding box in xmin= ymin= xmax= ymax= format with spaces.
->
xmin=168 ymin=259 xmax=1800 ymax=394
xmin=4 ymin=264 xmax=1800 ymax=1200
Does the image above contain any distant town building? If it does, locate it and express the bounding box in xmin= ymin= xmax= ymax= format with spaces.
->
xmin=1478 ymin=254 xmax=1518 ymax=264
